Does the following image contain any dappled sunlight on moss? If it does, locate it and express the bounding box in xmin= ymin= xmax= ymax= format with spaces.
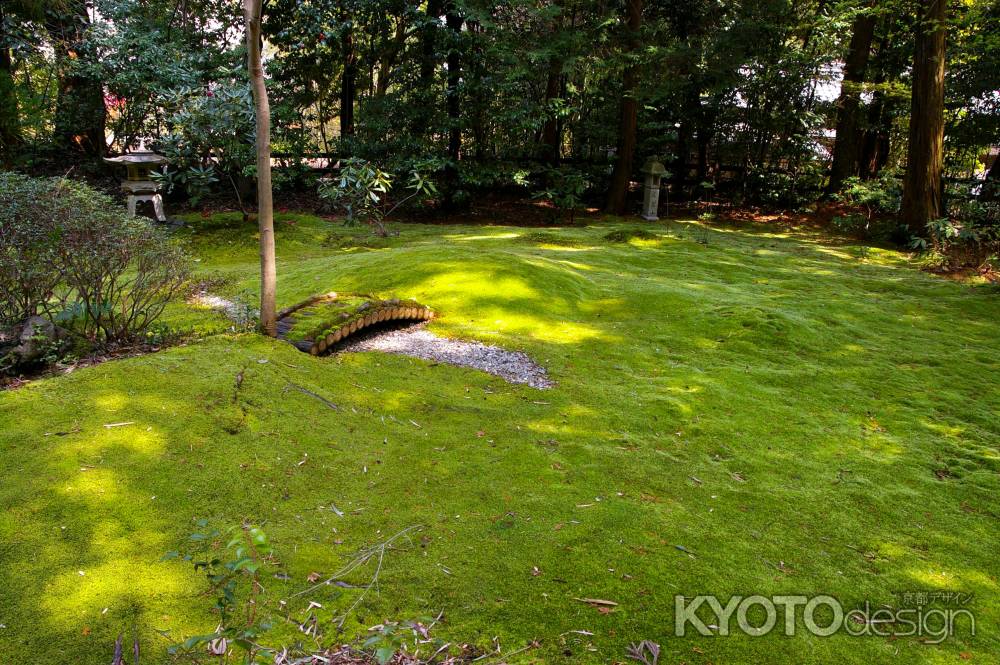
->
xmin=61 ymin=468 xmax=124 ymax=503
xmin=41 ymin=554 xmax=200 ymax=632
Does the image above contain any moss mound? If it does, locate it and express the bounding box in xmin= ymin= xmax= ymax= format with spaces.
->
xmin=277 ymin=293 xmax=433 ymax=355
xmin=517 ymin=231 xmax=587 ymax=247
xmin=603 ymin=228 xmax=659 ymax=243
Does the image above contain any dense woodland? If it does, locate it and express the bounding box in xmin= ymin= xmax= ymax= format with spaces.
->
xmin=1 ymin=0 xmax=998 ymax=236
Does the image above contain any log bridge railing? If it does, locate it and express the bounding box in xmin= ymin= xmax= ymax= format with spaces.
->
xmin=276 ymin=292 xmax=434 ymax=356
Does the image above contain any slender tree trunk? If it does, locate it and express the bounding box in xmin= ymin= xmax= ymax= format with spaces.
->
xmin=413 ymin=0 xmax=443 ymax=136
xmin=340 ymin=23 xmax=356 ymax=137
xmin=441 ymin=3 xmax=463 ymax=208
xmin=375 ymin=18 xmax=408 ymax=98
xmin=420 ymin=0 xmax=443 ymax=85
xmin=540 ymin=56 xmax=563 ymax=164
xmin=0 ymin=2 xmax=21 ymax=164
xmin=49 ymin=0 xmax=106 ymax=155
xmin=860 ymin=90 xmax=891 ymax=178
xmin=244 ymin=0 xmax=277 ymax=337
xmin=445 ymin=6 xmax=462 ymax=163
xmin=0 ymin=6 xmax=20 ymax=162
xmin=828 ymin=4 xmax=877 ymax=193
xmin=901 ymin=0 xmax=947 ymax=233
xmin=981 ymin=151 xmax=999 ymax=202
xmin=605 ymin=0 xmax=642 ymax=215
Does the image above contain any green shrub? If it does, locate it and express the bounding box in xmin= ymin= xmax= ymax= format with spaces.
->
xmin=153 ymin=79 xmax=255 ymax=207
xmin=318 ymin=157 xmax=440 ymax=236
xmin=832 ymin=173 xmax=904 ymax=241
xmin=0 ymin=173 xmax=64 ymax=327
xmin=0 ymin=172 xmax=191 ymax=347
xmin=910 ymin=183 xmax=1000 ymax=268
xmin=532 ymin=166 xmax=590 ymax=223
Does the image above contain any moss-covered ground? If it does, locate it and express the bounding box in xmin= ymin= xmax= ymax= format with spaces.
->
xmin=1 ymin=212 xmax=999 ymax=663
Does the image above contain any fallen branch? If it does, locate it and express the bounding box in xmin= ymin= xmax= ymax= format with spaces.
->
xmin=292 ymin=525 xmax=424 ymax=628
xmin=286 ymin=382 xmax=339 ymax=411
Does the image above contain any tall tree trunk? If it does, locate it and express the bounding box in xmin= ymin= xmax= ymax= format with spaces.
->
xmin=445 ymin=6 xmax=462 ymax=163
xmin=340 ymin=23 xmax=356 ymax=137
xmin=828 ymin=4 xmax=877 ymax=193
xmin=442 ymin=3 xmax=463 ymax=208
xmin=244 ymin=0 xmax=277 ymax=337
xmin=0 ymin=4 xmax=20 ymax=162
xmin=860 ymin=90 xmax=891 ymax=178
xmin=420 ymin=0 xmax=443 ymax=85
xmin=901 ymin=0 xmax=947 ymax=233
xmin=540 ymin=56 xmax=563 ymax=164
xmin=375 ymin=17 xmax=408 ymax=99
xmin=49 ymin=0 xmax=106 ymax=155
xmin=413 ymin=0 xmax=443 ymax=136
xmin=981 ymin=151 xmax=999 ymax=202
xmin=859 ymin=35 xmax=892 ymax=180
xmin=605 ymin=0 xmax=642 ymax=215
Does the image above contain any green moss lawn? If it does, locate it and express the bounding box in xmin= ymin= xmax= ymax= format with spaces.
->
xmin=2 ymin=212 xmax=999 ymax=663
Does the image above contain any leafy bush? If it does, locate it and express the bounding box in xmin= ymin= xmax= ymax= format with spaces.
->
xmin=910 ymin=183 xmax=1000 ymax=267
xmin=163 ymin=521 xmax=275 ymax=661
xmin=0 ymin=174 xmax=64 ymax=327
xmin=0 ymin=172 xmax=190 ymax=348
xmin=832 ymin=173 xmax=904 ymax=241
xmin=744 ymin=164 xmax=825 ymax=208
xmin=532 ymin=166 xmax=590 ymax=222
xmin=153 ymin=78 xmax=255 ymax=207
xmin=318 ymin=158 xmax=441 ymax=236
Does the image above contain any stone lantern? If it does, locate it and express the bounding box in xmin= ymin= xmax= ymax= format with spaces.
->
xmin=104 ymin=146 xmax=170 ymax=222
xmin=640 ymin=156 xmax=667 ymax=221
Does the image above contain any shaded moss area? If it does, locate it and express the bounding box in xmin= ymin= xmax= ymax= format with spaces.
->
xmin=278 ymin=293 xmax=433 ymax=354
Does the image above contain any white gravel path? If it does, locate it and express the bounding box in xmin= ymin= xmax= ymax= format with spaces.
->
xmin=338 ymin=323 xmax=554 ymax=389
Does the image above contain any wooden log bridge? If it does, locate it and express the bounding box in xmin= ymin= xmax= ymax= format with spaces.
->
xmin=276 ymin=292 xmax=434 ymax=356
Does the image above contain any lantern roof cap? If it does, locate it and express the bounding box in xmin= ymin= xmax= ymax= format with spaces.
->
xmin=104 ymin=150 xmax=169 ymax=166
xmin=641 ymin=156 xmax=667 ymax=176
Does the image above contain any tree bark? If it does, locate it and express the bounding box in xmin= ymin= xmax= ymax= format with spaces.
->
xmin=49 ymin=0 xmax=106 ymax=155
xmin=540 ymin=56 xmax=563 ymax=164
xmin=420 ymin=0 xmax=443 ymax=86
xmin=375 ymin=17 xmax=408 ymax=99
xmin=901 ymin=0 xmax=947 ymax=234
xmin=981 ymin=152 xmax=999 ymax=202
xmin=0 ymin=5 xmax=20 ymax=162
xmin=860 ymin=90 xmax=891 ymax=179
xmin=605 ymin=0 xmax=642 ymax=215
xmin=445 ymin=6 xmax=463 ymax=163
xmin=828 ymin=4 xmax=877 ymax=193
xmin=441 ymin=3 xmax=463 ymax=208
xmin=244 ymin=0 xmax=277 ymax=337
xmin=340 ymin=22 xmax=356 ymax=137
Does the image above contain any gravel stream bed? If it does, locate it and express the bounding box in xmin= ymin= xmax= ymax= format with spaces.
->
xmin=337 ymin=323 xmax=553 ymax=389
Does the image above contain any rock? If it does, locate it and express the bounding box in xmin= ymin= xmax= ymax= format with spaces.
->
xmin=0 ymin=316 xmax=68 ymax=371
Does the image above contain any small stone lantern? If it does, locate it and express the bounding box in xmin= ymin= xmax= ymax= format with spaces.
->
xmin=104 ymin=146 xmax=170 ymax=222
xmin=640 ymin=156 xmax=667 ymax=221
